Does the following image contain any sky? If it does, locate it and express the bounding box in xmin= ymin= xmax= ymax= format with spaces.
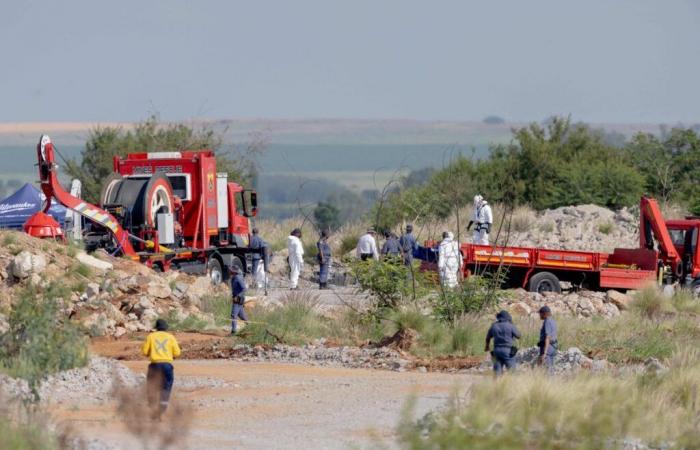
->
xmin=0 ymin=0 xmax=699 ymax=123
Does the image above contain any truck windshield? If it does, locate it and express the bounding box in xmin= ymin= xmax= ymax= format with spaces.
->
xmin=669 ymin=229 xmax=686 ymax=247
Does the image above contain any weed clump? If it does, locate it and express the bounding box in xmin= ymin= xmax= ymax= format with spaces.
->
xmin=0 ymin=285 xmax=88 ymax=398
xmin=241 ymin=291 xmax=329 ymax=345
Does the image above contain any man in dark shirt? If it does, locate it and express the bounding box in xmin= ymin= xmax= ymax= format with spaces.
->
xmin=485 ymin=310 xmax=521 ymax=376
xmin=249 ymin=228 xmax=268 ymax=289
xmin=316 ymin=230 xmax=332 ymax=289
xmin=230 ymin=265 xmax=248 ymax=335
xmin=398 ymin=225 xmax=418 ymax=266
xmin=538 ymin=305 xmax=558 ymax=374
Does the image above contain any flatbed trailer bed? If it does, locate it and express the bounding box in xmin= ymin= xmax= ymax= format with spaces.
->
xmin=458 ymin=243 xmax=658 ymax=293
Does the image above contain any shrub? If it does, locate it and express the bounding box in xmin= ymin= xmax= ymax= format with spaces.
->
xmin=632 ymin=286 xmax=673 ymax=321
xmin=432 ymin=275 xmax=505 ymax=323
xmin=164 ymin=311 xmax=209 ymax=331
xmin=70 ymin=262 xmax=92 ymax=279
xmin=350 ymin=259 xmax=425 ymax=312
xmin=0 ymin=286 xmax=88 ymax=398
xmin=598 ymin=222 xmax=614 ymax=235
xmin=240 ymin=291 xmax=328 ymax=345
xmin=538 ymin=222 xmax=554 ymax=233
xmin=339 ymin=234 xmax=358 ymax=256
xmin=508 ymin=206 xmax=534 ymax=233
xmin=2 ymin=233 xmax=17 ymax=246
xmin=199 ymin=295 xmax=231 ymax=326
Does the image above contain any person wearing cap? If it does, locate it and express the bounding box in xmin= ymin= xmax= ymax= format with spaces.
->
xmin=356 ymin=228 xmax=379 ymax=261
xmin=538 ymin=305 xmax=558 ymax=373
xmin=316 ymin=230 xmax=332 ymax=289
xmin=249 ymin=228 xmax=268 ymax=290
xmin=142 ymin=319 xmax=181 ymax=420
xmin=287 ymin=228 xmax=305 ymax=289
xmin=467 ymin=194 xmax=493 ymax=245
xmin=485 ymin=310 xmax=521 ymax=376
xmin=230 ymin=265 xmax=248 ymax=334
xmin=399 ymin=224 xmax=418 ymax=266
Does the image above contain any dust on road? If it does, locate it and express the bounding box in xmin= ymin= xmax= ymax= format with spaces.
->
xmin=51 ymin=359 xmax=477 ymax=450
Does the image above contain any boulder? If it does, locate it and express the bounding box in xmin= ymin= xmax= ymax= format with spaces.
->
xmin=132 ymin=296 xmax=154 ymax=317
xmin=606 ymin=290 xmax=633 ymax=310
xmin=76 ymin=252 xmax=113 ymax=271
xmin=85 ymin=282 xmax=100 ymax=300
xmin=147 ymin=282 xmax=172 ymax=299
xmin=644 ymin=357 xmax=668 ymax=375
xmin=171 ymin=282 xmax=189 ymax=299
xmin=113 ymin=327 xmax=127 ymax=339
xmin=11 ymin=251 xmax=46 ymax=279
xmin=188 ymin=277 xmax=213 ymax=299
xmin=510 ymin=302 xmax=531 ymax=317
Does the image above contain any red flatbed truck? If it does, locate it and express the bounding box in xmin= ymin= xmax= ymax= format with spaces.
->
xmin=434 ymin=197 xmax=700 ymax=294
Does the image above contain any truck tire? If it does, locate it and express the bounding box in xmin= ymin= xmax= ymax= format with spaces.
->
xmin=207 ymin=258 xmax=223 ymax=285
xmin=529 ymin=272 xmax=561 ymax=294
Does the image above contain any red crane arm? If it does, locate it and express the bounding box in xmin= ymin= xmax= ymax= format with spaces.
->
xmin=36 ymin=135 xmax=137 ymax=257
xmin=639 ymin=196 xmax=681 ymax=270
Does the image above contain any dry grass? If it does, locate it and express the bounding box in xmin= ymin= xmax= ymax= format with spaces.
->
xmin=112 ymin=379 xmax=193 ymax=450
xmin=399 ymin=347 xmax=700 ymax=449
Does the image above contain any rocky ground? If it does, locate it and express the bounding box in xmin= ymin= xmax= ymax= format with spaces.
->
xmin=506 ymin=203 xmax=639 ymax=253
xmin=0 ymin=230 xmax=228 ymax=338
xmin=501 ymin=288 xmax=632 ymax=319
xmin=0 ymin=204 xmax=662 ymax=449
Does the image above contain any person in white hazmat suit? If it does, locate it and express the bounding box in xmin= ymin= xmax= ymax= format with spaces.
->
xmin=287 ymin=228 xmax=304 ymax=289
xmin=467 ymin=194 xmax=493 ymax=245
xmin=438 ymin=231 xmax=463 ymax=288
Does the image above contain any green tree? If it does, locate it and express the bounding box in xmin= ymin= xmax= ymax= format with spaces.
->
xmin=64 ymin=116 xmax=265 ymax=203
xmin=313 ymin=201 xmax=341 ymax=232
xmin=627 ymin=128 xmax=700 ymax=208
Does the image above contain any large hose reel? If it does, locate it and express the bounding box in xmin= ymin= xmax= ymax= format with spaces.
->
xmin=100 ymin=173 xmax=175 ymax=230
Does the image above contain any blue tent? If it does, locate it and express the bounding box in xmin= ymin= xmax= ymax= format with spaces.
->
xmin=0 ymin=183 xmax=66 ymax=230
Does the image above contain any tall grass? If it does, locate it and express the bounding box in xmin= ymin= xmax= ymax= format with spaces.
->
xmin=240 ymin=291 xmax=331 ymax=345
xmin=0 ymin=399 xmax=67 ymax=450
xmin=398 ymin=346 xmax=700 ymax=449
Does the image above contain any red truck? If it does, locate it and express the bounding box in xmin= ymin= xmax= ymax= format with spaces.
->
xmin=430 ymin=197 xmax=700 ymax=294
xmin=32 ymin=135 xmax=259 ymax=283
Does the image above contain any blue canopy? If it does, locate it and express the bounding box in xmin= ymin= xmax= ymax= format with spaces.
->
xmin=0 ymin=183 xmax=66 ymax=230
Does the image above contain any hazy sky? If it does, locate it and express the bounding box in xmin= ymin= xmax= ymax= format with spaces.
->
xmin=1 ymin=0 xmax=698 ymax=123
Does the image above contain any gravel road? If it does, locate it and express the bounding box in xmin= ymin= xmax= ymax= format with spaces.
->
xmin=51 ymin=360 xmax=476 ymax=450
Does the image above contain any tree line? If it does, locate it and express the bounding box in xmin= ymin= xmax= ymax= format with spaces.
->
xmin=377 ymin=116 xmax=700 ymax=228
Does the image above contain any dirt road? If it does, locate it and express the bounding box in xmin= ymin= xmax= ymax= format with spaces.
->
xmin=51 ymin=359 xmax=476 ymax=449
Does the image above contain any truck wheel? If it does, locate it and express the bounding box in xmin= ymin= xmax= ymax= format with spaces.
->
xmin=207 ymin=258 xmax=223 ymax=285
xmin=529 ymin=272 xmax=561 ymax=294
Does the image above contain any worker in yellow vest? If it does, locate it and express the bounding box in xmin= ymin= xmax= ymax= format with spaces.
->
xmin=142 ymin=319 xmax=181 ymax=420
